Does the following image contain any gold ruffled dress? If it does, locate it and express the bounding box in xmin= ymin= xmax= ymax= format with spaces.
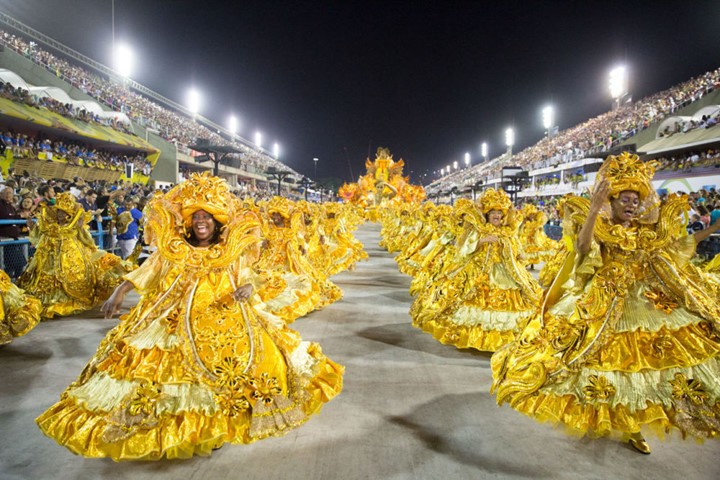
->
xmin=492 ymin=194 xmax=720 ymax=441
xmin=0 ymin=269 xmax=42 ymax=345
xmin=17 ymin=193 xmax=133 ymax=319
xmin=413 ymin=196 xmax=541 ymax=352
xmin=518 ymin=204 xmax=560 ymax=266
xmin=36 ymin=175 xmax=343 ymax=460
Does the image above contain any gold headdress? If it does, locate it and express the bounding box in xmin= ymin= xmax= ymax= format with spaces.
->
xmin=143 ymin=172 xmax=261 ymax=269
xmin=478 ymin=188 xmax=512 ymax=214
xmin=175 ymin=172 xmax=231 ymax=227
xmin=597 ymin=152 xmax=656 ymax=201
xmin=267 ymin=196 xmax=292 ymax=219
xmin=55 ymin=192 xmax=80 ymax=215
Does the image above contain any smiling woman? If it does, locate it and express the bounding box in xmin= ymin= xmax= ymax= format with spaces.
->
xmin=36 ymin=173 xmax=344 ymax=461
xmin=492 ymin=152 xmax=720 ymax=454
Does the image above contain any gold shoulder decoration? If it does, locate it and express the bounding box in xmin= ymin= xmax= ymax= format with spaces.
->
xmin=144 ymin=172 xmax=261 ymax=270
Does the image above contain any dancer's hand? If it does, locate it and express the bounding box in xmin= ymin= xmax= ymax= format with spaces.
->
xmin=101 ymin=280 xmax=134 ymax=318
xmin=101 ymin=291 xmax=124 ymax=318
xmin=232 ymin=284 xmax=253 ymax=302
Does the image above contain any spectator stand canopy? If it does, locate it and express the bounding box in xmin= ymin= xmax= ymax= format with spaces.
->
xmin=188 ymin=139 xmax=244 ymax=177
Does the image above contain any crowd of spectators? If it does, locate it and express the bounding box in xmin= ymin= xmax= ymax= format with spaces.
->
xmin=659 ymin=112 xmax=720 ymax=138
xmin=0 ymin=125 xmax=150 ymax=173
xmin=0 ymin=79 xmax=132 ymax=135
xmin=0 ymin=30 xmax=294 ymax=178
xmin=655 ymin=148 xmax=720 ymax=172
xmin=429 ymin=65 xmax=720 ymax=196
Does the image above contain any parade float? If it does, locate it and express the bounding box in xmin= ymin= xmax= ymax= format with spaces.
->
xmin=338 ymin=147 xmax=425 ymax=216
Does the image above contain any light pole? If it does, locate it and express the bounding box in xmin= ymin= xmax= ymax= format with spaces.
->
xmin=505 ymin=128 xmax=514 ymax=161
xmin=228 ymin=115 xmax=238 ymax=139
xmin=187 ymin=88 xmax=201 ymax=122
xmin=313 ymin=157 xmax=319 ymax=181
xmin=273 ymin=143 xmax=280 ymax=159
xmin=481 ymin=142 xmax=488 ymax=163
xmin=464 ymin=152 xmax=470 ymax=168
xmin=453 ymin=160 xmax=458 ymax=171
xmin=609 ymin=65 xmax=628 ymax=110
xmin=542 ymin=106 xmax=554 ymax=138
xmin=255 ymin=131 xmax=263 ymax=149
xmin=114 ymin=43 xmax=133 ymax=81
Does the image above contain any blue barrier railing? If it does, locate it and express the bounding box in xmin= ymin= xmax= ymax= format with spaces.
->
xmin=0 ymin=216 xmax=120 ymax=274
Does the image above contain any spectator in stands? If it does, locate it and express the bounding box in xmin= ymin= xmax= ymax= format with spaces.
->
xmin=0 ymin=186 xmax=27 ymax=277
xmin=37 ymin=184 xmax=56 ymax=207
xmin=710 ymin=203 xmax=720 ymax=225
xmin=116 ymin=197 xmax=142 ymax=259
xmin=688 ymin=213 xmax=705 ymax=233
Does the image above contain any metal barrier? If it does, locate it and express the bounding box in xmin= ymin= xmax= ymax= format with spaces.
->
xmin=0 ymin=216 xmax=120 ymax=278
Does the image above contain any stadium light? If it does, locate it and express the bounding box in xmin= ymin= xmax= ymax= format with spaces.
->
xmin=187 ymin=88 xmax=201 ymax=117
xmin=440 ymin=168 xmax=444 ymax=175
xmin=453 ymin=161 xmax=458 ymax=170
xmin=505 ymin=127 xmax=514 ymax=160
xmin=464 ymin=152 xmax=470 ymax=167
xmin=273 ymin=142 xmax=280 ymax=158
xmin=446 ymin=164 xmax=451 ymax=173
xmin=542 ymin=106 xmax=554 ymax=130
xmin=228 ymin=115 xmax=238 ymax=136
xmin=481 ymin=142 xmax=488 ymax=162
xmin=255 ymin=131 xmax=262 ymax=148
xmin=609 ymin=66 xmax=627 ymax=100
xmin=313 ymin=157 xmax=319 ymax=180
xmin=505 ymin=128 xmax=514 ymax=147
xmin=114 ymin=44 xmax=134 ymax=78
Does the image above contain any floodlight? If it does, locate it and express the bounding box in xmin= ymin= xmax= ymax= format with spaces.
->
xmin=187 ymin=89 xmax=201 ymax=115
xmin=505 ymin=128 xmax=514 ymax=147
xmin=114 ymin=44 xmax=133 ymax=78
xmin=542 ymin=106 xmax=554 ymax=130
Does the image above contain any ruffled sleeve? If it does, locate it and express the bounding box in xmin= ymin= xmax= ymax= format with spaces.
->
xmin=666 ymin=234 xmax=697 ymax=267
xmin=122 ymin=252 xmax=172 ymax=295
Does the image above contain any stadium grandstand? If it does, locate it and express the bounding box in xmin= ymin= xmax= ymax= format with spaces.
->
xmin=0 ymin=12 xmax=302 ymax=195
xmin=427 ymin=66 xmax=720 ymax=205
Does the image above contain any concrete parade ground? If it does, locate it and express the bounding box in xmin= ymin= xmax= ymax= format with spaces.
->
xmin=1 ymin=223 xmax=718 ymax=480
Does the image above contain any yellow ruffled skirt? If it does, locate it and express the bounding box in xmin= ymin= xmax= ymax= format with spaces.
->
xmin=36 ymin=297 xmax=343 ymax=460
xmin=492 ymin=285 xmax=720 ymax=440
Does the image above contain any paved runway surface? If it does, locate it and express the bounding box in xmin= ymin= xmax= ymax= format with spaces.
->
xmin=1 ymin=223 xmax=718 ymax=479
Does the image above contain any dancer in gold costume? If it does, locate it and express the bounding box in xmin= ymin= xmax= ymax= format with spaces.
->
xmin=0 ymin=269 xmax=42 ymax=345
xmin=18 ymin=192 xmax=133 ymax=319
xmin=255 ymin=197 xmax=341 ymax=322
xmin=492 ymin=153 xmax=720 ymax=454
xmin=36 ymin=173 xmax=343 ymax=460
xmin=518 ymin=203 xmax=559 ymax=270
xmin=413 ymin=190 xmax=541 ymax=352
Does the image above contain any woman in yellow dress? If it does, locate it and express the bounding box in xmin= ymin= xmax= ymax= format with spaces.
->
xmin=492 ymin=153 xmax=720 ymax=454
xmin=413 ymin=190 xmax=541 ymax=352
xmin=518 ymin=203 xmax=560 ymax=270
xmin=255 ymin=198 xmax=341 ymax=322
xmin=18 ymin=192 xmax=133 ymax=319
xmin=36 ymin=173 xmax=343 ymax=460
xmin=0 ymin=268 xmax=42 ymax=345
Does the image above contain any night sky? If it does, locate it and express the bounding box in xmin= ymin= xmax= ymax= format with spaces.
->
xmin=2 ymin=1 xmax=719 ymax=184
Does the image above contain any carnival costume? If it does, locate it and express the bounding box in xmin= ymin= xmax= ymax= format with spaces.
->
xmin=518 ymin=203 xmax=560 ymax=267
xmin=323 ymin=203 xmax=368 ymax=276
xmin=18 ymin=192 xmax=133 ymax=319
xmin=413 ymin=191 xmax=541 ymax=352
xmin=255 ymin=197 xmax=341 ymax=323
xmin=492 ymin=153 xmax=720 ymax=452
xmin=0 ymin=269 xmax=42 ymax=345
xmin=37 ymin=174 xmax=343 ymax=460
